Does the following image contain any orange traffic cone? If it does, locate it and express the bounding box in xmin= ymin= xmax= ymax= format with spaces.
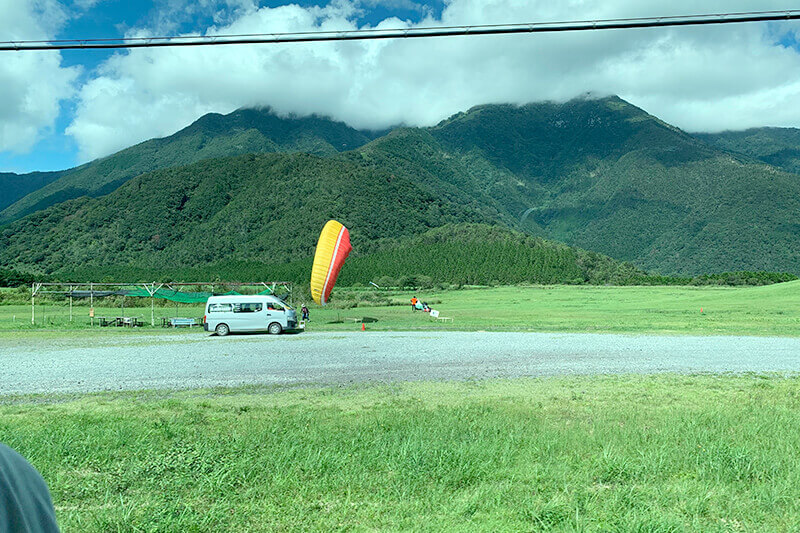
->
xmin=361 ymin=322 xmax=366 ymax=331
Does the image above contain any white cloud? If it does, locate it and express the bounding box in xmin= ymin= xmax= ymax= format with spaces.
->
xmin=73 ymin=0 xmax=104 ymax=10
xmin=67 ymin=0 xmax=800 ymax=161
xmin=0 ymin=0 xmax=79 ymax=154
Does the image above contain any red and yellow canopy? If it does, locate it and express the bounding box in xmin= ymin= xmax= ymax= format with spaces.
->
xmin=310 ymin=220 xmax=352 ymax=305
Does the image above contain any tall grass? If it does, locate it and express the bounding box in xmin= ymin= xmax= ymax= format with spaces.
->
xmin=2 ymin=375 xmax=800 ymax=531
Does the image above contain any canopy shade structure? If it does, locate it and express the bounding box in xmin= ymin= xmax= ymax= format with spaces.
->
xmin=75 ymin=288 xmax=253 ymax=303
xmin=29 ymin=281 xmax=293 ymax=326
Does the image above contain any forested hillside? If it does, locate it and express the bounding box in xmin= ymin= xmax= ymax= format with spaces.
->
xmin=427 ymin=97 xmax=800 ymax=274
xmin=56 ymin=223 xmax=646 ymax=287
xmin=695 ymin=127 xmax=800 ymax=175
xmin=50 ymin=222 xmax=795 ymax=289
xmin=355 ymin=128 xmax=533 ymax=232
xmin=3 ymin=96 xmax=800 ymax=276
xmin=0 ymin=152 xmax=492 ymax=273
xmin=0 ymin=148 xmax=647 ymax=286
xmin=0 ymin=108 xmax=379 ymax=224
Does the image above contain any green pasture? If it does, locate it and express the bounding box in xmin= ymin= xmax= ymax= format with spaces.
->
xmin=2 ymin=281 xmax=798 ymax=337
xmin=314 ymin=282 xmax=800 ymax=336
xmin=3 ymin=375 xmax=800 ymax=531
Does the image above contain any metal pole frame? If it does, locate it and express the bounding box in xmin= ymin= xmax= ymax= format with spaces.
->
xmin=143 ymin=282 xmax=164 ymax=326
xmin=29 ymin=281 xmax=293 ymax=325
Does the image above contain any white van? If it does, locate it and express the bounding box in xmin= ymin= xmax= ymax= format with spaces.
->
xmin=203 ymin=295 xmax=300 ymax=336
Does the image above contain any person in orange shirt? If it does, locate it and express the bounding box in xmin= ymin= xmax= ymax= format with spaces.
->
xmin=410 ymin=296 xmax=418 ymax=311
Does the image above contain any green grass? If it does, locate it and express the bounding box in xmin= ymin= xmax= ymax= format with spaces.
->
xmin=2 ymin=281 xmax=799 ymax=337
xmin=3 ymin=375 xmax=800 ymax=531
xmin=310 ymin=282 xmax=800 ymax=336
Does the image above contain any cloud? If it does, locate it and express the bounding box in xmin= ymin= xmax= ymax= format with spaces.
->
xmin=356 ymin=0 xmax=429 ymax=14
xmin=66 ymin=0 xmax=800 ymax=161
xmin=73 ymin=0 xmax=104 ymax=10
xmin=0 ymin=0 xmax=79 ymax=154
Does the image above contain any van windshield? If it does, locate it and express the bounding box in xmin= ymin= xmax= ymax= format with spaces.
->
xmin=269 ymin=300 xmax=293 ymax=311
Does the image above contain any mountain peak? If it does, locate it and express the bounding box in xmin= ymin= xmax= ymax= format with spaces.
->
xmin=0 ymin=105 xmax=378 ymax=224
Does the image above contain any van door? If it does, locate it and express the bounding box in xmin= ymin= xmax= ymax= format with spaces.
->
xmin=207 ymin=302 xmax=233 ymax=331
xmin=232 ymin=302 xmax=264 ymax=332
xmin=265 ymin=301 xmax=287 ymax=329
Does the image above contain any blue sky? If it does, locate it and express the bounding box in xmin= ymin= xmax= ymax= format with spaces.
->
xmin=0 ymin=0 xmax=444 ymax=173
xmin=1 ymin=0 xmax=799 ymax=174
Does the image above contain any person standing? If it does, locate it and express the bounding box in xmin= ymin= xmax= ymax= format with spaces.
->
xmin=410 ymin=296 xmax=418 ymax=311
xmin=301 ymin=304 xmax=309 ymax=321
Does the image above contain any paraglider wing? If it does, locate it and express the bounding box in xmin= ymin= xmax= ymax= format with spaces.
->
xmin=310 ymin=220 xmax=352 ymax=305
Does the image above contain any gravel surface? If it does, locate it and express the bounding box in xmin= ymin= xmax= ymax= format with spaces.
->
xmin=1 ymin=331 xmax=799 ymax=395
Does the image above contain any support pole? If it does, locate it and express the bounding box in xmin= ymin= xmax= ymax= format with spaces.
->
xmin=90 ymin=283 xmax=94 ymax=327
xmin=31 ymin=283 xmax=35 ymax=325
xmin=69 ymin=286 xmax=73 ymax=322
xmin=145 ymin=283 xmax=163 ymax=327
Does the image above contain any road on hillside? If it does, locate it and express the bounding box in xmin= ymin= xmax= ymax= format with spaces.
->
xmin=1 ymin=331 xmax=799 ymax=395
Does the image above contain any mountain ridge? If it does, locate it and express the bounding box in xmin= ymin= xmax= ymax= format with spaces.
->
xmin=0 ymin=107 xmax=381 ymax=225
xmin=0 ymin=170 xmax=64 ymax=212
xmin=3 ymin=96 xmax=800 ymax=276
xmin=694 ymin=127 xmax=800 ymax=175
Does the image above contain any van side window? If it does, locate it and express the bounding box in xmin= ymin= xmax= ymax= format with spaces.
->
xmin=234 ymin=303 xmax=263 ymax=313
xmin=208 ymin=303 xmax=233 ymax=312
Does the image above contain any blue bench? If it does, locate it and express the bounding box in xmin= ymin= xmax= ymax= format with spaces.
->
xmin=168 ymin=318 xmax=197 ymax=328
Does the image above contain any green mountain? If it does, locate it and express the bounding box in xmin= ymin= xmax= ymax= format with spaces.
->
xmin=0 ymin=149 xmax=646 ymax=287
xmin=3 ymin=96 xmax=800 ymax=277
xmin=695 ymin=127 xmax=800 ymax=175
xmin=355 ymin=128 xmax=531 ymax=231
xmin=0 ymin=108 xmax=379 ymax=224
xmin=426 ymin=97 xmax=800 ymax=274
xmin=0 ymin=152 xmax=491 ymax=274
xmin=0 ymin=171 xmax=63 ymax=212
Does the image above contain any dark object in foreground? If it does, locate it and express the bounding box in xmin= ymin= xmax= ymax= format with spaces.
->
xmin=0 ymin=443 xmax=60 ymax=532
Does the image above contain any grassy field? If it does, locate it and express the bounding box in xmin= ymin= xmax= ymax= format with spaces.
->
xmin=2 ymin=375 xmax=799 ymax=531
xmin=316 ymin=282 xmax=800 ymax=336
xmin=3 ymin=281 xmax=799 ymax=336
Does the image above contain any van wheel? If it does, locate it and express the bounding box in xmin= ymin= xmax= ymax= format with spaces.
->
xmin=215 ymin=323 xmax=230 ymax=336
xmin=268 ymin=322 xmax=282 ymax=335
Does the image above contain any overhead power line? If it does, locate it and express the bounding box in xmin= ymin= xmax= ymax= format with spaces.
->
xmin=1 ymin=9 xmax=799 ymax=52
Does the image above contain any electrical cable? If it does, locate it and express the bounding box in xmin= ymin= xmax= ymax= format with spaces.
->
xmin=0 ymin=9 xmax=798 ymax=51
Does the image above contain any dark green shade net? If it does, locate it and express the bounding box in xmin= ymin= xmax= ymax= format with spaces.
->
xmin=67 ymin=288 xmax=274 ymax=303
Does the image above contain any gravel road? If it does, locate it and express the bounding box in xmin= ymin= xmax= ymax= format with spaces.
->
xmin=1 ymin=331 xmax=799 ymax=395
